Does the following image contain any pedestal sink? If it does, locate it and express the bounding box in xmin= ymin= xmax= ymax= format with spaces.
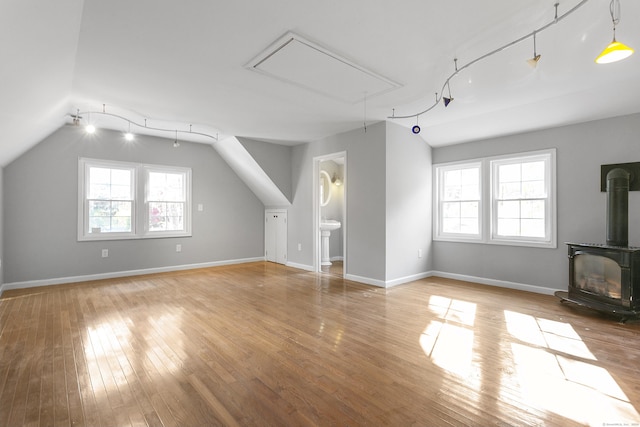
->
xmin=320 ymin=220 xmax=341 ymax=266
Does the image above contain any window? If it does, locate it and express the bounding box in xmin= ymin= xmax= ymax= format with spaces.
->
xmin=434 ymin=149 xmax=556 ymax=248
xmin=79 ymin=158 xmax=191 ymax=241
xmin=491 ymin=154 xmax=551 ymax=244
xmin=435 ymin=162 xmax=482 ymax=241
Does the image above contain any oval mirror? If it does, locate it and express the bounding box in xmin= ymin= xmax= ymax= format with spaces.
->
xmin=320 ymin=170 xmax=332 ymax=207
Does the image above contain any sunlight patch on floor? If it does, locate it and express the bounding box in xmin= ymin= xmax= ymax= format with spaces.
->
xmin=505 ymin=311 xmax=639 ymax=426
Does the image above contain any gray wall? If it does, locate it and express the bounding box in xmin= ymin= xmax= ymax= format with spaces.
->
xmin=289 ymin=122 xmax=387 ymax=281
xmin=288 ymin=121 xmax=433 ymax=285
xmin=432 ymin=112 xmax=640 ymax=291
xmin=385 ymin=121 xmax=433 ymax=281
xmin=238 ymin=137 xmax=293 ymax=203
xmin=3 ymin=125 xmax=265 ymax=284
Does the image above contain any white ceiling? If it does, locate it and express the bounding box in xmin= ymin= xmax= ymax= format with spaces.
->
xmin=1 ymin=0 xmax=639 ymax=167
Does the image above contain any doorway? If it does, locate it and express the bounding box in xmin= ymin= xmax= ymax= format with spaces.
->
xmin=313 ymin=152 xmax=347 ymax=277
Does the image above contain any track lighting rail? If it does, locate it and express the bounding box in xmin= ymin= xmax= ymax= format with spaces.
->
xmin=70 ymin=109 xmax=219 ymax=142
xmin=389 ymin=0 xmax=590 ymax=121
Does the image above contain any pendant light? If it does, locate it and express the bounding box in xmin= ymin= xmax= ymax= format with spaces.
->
xmin=527 ymin=31 xmax=542 ymax=68
xmin=595 ymin=0 xmax=634 ymax=64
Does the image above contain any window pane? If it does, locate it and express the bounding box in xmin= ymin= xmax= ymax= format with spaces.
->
xmin=444 ymin=186 xmax=461 ymax=201
xmin=497 ymin=201 xmax=520 ymax=219
xmin=499 ymin=182 xmax=521 ymax=199
xmin=88 ymin=167 xmax=132 ymax=200
xmin=522 ymin=180 xmax=545 ymax=198
xmin=460 ymin=201 xmax=478 ymax=219
xmin=497 ymin=218 xmax=519 ymax=236
xmin=88 ymin=200 xmax=132 ymax=233
xmin=148 ymin=202 xmax=185 ymax=232
xmin=460 ymin=218 xmax=479 ymax=234
xmin=444 ymin=170 xmax=461 ymax=187
xmin=149 ymin=172 xmax=185 ymax=201
xmin=521 ymin=219 xmax=545 ymax=237
xmin=499 ymin=164 xmax=520 ymax=183
xmin=442 ymin=218 xmax=460 ymax=233
xmin=521 ymin=200 xmax=545 ymax=219
xmin=443 ymin=202 xmax=460 ymax=219
xmin=522 ymin=161 xmax=545 ymax=181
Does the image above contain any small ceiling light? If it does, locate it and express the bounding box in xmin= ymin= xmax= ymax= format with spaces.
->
xmin=124 ymin=121 xmax=134 ymax=141
xmin=527 ymin=31 xmax=542 ymax=68
xmin=85 ymin=112 xmax=95 ymax=133
xmin=596 ymin=0 xmax=634 ymax=64
xmin=443 ymin=82 xmax=454 ymax=107
xmin=412 ymin=125 xmax=421 ymax=134
xmin=173 ymin=130 xmax=180 ymax=148
xmin=331 ymin=173 xmax=342 ymax=186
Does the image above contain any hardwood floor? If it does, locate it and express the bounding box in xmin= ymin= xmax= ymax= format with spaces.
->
xmin=1 ymin=262 xmax=640 ymax=426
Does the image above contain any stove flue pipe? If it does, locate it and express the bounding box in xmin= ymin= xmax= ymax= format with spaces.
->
xmin=606 ymin=168 xmax=630 ymax=247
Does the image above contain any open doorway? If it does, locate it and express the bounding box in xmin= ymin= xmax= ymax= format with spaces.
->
xmin=313 ymin=152 xmax=346 ymax=277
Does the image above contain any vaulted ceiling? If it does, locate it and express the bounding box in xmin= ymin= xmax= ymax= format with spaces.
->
xmin=1 ymin=0 xmax=639 ymax=167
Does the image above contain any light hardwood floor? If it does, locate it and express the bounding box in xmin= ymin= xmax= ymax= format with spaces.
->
xmin=1 ymin=262 xmax=640 ymax=426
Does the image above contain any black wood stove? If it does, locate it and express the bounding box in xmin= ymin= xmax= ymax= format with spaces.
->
xmin=556 ymin=168 xmax=640 ymax=321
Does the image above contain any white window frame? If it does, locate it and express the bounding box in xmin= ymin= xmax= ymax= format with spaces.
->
xmin=434 ymin=160 xmax=483 ymax=242
xmin=489 ymin=151 xmax=556 ymax=248
xmin=78 ymin=158 xmax=192 ymax=241
xmin=433 ymin=149 xmax=556 ymax=248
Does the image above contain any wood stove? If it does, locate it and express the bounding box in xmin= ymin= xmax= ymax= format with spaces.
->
xmin=557 ymin=243 xmax=640 ymax=319
xmin=556 ymin=167 xmax=640 ymax=321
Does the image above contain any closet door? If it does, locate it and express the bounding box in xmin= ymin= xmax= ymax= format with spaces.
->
xmin=265 ymin=210 xmax=287 ymax=264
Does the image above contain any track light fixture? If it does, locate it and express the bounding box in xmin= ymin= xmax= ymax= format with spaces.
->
xmin=412 ymin=115 xmax=421 ymax=134
xmin=71 ymin=105 xmax=219 ymax=143
xmin=85 ymin=112 xmax=95 ymax=134
xmin=124 ymin=121 xmax=134 ymax=141
xmin=443 ymin=82 xmax=454 ymax=107
xmin=389 ymin=0 xmax=594 ymax=133
xmin=595 ymin=0 xmax=634 ymax=64
xmin=527 ymin=31 xmax=542 ymax=68
xmin=173 ymin=130 xmax=180 ymax=148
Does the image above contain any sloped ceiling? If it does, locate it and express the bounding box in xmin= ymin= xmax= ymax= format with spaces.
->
xmin=1 ymin=0 xmax=640 ymax=167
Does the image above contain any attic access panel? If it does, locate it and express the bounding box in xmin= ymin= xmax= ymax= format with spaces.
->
xmin=246 ymin=32 xmax=401 ymax=103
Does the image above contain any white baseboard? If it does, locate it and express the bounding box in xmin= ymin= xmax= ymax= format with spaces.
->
xmin=285 ymin=261 xmax=314 ymax=272
xmin=385 ymin=271 xmax=434 ymax=288
xmin=430 ymin=270 xmax=558 ymax=295
xmin=345 ymin=274 xmax=386 ymax=288
xmin=330 ymin=256 xmax=344 ymax=262
xmin=0 ymin=257 xmax=265 ymax=296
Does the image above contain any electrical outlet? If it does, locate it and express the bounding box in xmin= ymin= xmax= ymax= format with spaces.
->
xmin=197 ymin=204 xmax=204 ymax=212
xmin=298 ymin=243 xmax=302 ymax=251
xmin=176 ymin=244 xmax=182 ymax=252
xmin=102 ymin=249 xmax=109 ymax=258
xmin=418 ymin=249 xmax=422 ymax=258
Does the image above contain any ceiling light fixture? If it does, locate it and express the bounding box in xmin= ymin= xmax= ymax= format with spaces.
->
xmin=85 ymin=112 xmax=95 ymax=134
xmin=389 ymin=0 xmax=591 ymax=130
xmin=443 ymin=82 xmax=454 ymax=107
xmin=595 ymin=0 xmax=634 ymax=64
xmin=173 ymin=130 xmax=180 ymax=148
xmin=69 ymin=106 xmax=219 ymax=143
xmin=124 ymin=121 xmax=134 ymax=141
xmin=527 ymin=30 xmax=542 ymax=68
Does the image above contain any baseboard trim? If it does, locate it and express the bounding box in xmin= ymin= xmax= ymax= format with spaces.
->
xmin=345 ymin=274 xmax=386 ymax=288
xmin=429 ymin=270 xmax=558 ymax=295
xmin=385 ymin=271 xmax=434 ymax=288
xmin=285 ymin=261 xmax=314 ymax=272
xmin=0 ymin=257 xmax=265 ymax=296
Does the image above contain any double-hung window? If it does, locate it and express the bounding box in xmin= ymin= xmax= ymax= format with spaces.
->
xmin=435 ymin=162 xmax=482 ymax=241
xmin=79 ymin=158 xmax=191 ymax=241
xmin=491 ymin=153 xmax=552 ymax=244
xmin=434 ymin=149 xmax=556 ymax=248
